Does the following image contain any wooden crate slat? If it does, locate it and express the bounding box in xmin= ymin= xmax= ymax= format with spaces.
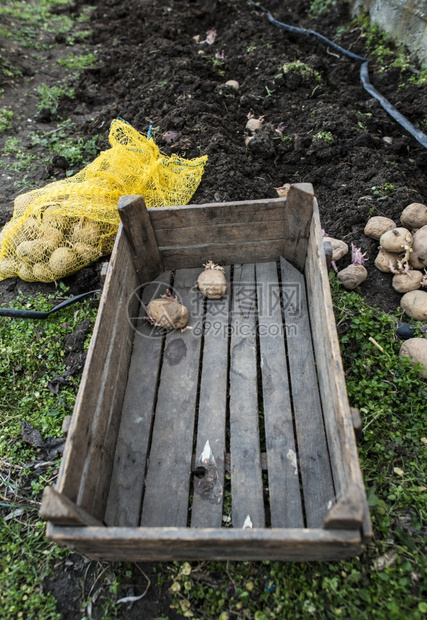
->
xmin=77 ymin=259 xmax=138 ymax=517
xmin=229 ymin=264 xmax=265 ymax=529
xmin=149 ymin=198 xmax=286 ymax=229
xmin=305 ymin=201 xmax=372 ymax=540
xmin=256 ymin=262 xmax=304 ymax=528
xmin=140 ymin=268 xmax=203 ymax=527
xmin=280 ymin=256 xmax=335 ymax=528
xmin=191 ymin=268 xmax=230 ymax=529
xmin=155 ymin=221 xmax=285 ymax=248
xmin=57 ymin=227 xmax=138 ymax=504
xmin=160 ymin=240 xmax=284 ymax=271
xmin=46 ymin=524 xmax=363 ymax=562
xmin=105 ymin=272 xmax=172 ymax=526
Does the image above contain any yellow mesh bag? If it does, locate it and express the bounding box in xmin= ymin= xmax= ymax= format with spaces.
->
xmin=0 ymin=119 xmax=208 ymax=282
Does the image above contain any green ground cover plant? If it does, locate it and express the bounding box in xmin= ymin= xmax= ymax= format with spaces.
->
xmin=0 ymin=277 xmax=426 ymax=618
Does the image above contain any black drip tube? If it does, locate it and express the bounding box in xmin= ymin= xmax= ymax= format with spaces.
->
xmin=0 ymin=289 xmax=100 ymax=319
xmin=248 ymin=0 xmax=427 ymax=150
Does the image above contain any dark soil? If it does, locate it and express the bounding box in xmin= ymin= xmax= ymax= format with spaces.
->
xmin=1 ymin=0 xmax=427 ymax=616
xmin=1 ymin=0 xmax=427 ymax=312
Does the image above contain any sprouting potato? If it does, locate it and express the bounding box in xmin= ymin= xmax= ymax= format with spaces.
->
xmin=147 ymin=291 xmax=189 ymax=330
xmin=197 ymin=261 xmax=227 ymax=299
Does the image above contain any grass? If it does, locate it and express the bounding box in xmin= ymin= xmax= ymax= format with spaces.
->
xmin=0 ymin=277 xmax=426 ymax=617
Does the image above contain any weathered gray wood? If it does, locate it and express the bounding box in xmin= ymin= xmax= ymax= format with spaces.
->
xmin=304 ymin=200 xmax=372 ymax=541
xmin=46 ymin=524 xmax=364 ymax=562
xmin=256 ymin=262 xmax=304 ymax=528
xmin=154 ymin=221 xmax=285 ymax=248
xmin=118 ymin=195 xmax=164 ymax=284
xmin=140 ymin=268 xmax=203 ymax=527
xmin=323 ymin=484 xmax=365 ymax=530
xmin=77 ymin=254 xmax=140 ymax=519
xmin=280 ymin=256 xmax=335 ymax=527
xmin=40 ymin=487 xmax=103 ymax=526
xmin=57 ymin=227 xmax=138 ymax=506
xmin=191 ymin=268 xmax=230 ymax=529
xmin=160 ymin=240 xmax=284 ymax=271
xmin=105 ymin=272 xmax=172 ymax=527
xmin=282 ymin=183 xmax=314 ymax=272
xmin=149 ymin=197 xmax=286 ymax=229
xmin=229 ymin=264 xmax=265 ymax=529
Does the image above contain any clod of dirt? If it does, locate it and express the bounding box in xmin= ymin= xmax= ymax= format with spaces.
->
xmin=400 ymin=290 xmax=427 ymax=320
xmin=409 ymin=225 xmax=427 ymax=269
xmin=400 ymin=203 xmax=427 ymax=230
xmin=399 ymin=338 xmax=427 ymax=378
xmin=337 ymin=264 xmax=367 ymax=289
xmin=364 ymin=216 xmax=396 ymax=240
xmin=392 ymin=270 xmax=423 ymax=293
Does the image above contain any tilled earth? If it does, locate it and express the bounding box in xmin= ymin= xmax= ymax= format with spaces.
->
xmin=1 ymin=0 xmax=427 ymax=311
xmin=1 ymin=0 xmax=427 ymax=616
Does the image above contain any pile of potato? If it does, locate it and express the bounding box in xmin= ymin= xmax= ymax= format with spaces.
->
xmin=0 ymin=209 xmax=109 ymax=282
xmin=365 ymin=202 xmax=427 ymax=321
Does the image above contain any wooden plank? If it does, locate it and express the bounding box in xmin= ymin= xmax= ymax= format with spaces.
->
xmin=160 ymin=240 xmax=284 ymax=271
xmin=229 ymin=264 xmax=265 ymax=529
xmin=40 ymin=487 xmax=103 ymax=527
xmin=57 ymin=227 xmax=138 ymax=505
xmin=46 ymin=525 xmax=364 ymax=562
xmin=105 ymin=272 xmax=172 ymax=526
xmin=118 ymin=195 xmax=164 ymax=284
xmin=77 ymin=254 xmax=139 ymax=519
xmin=155 ymin=221 xmax=285 ymax=248
xmin=282 ymin=183 xmax=314 ymax=272
xmin=256 ymin=262 xmax=304 ymax=528
xmin=149 ymin=197 xmax=286 ymax=229
xmin=304 ymin=200 xmax=372 ymax=541
xmin=140 ymin=268 xmax=203 ymax=527
xmin=280 ymin=256 xmax=335 ymax=528
xmin=191 ymin=268 xmax=230 ymax=529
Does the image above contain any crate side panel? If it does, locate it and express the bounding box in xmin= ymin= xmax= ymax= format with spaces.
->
xmin=46 ymin=525 xmax=364 ymax=562
xmin=57 ymin=227 xmax=137 ymax=505
xmin=305 ymin=202 xmax=372 ymax=539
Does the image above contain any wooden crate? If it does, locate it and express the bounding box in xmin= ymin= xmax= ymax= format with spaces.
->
xmin=41 ymin=183 xmax=372 ymax=561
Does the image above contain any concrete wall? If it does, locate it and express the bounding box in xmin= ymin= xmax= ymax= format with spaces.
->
xmin=350 ymin=0 xmax=427 ymax=63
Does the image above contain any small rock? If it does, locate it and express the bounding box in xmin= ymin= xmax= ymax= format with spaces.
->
xmin=323 ymin=237 xmax=349 ymax=261
xmin=399 ymin=338 xmax=427 ymax=378
xmin=364 ymin=216 xmax=395 ymax=240
xmin=392 ymin=270 xmax=423 ymax=293
xmin=400 ymin=290 xmax=427 ymax=321
xmin=400 ymin=203 xmax=427 ymax=230
xmin=224 ymin=80 xmax=239 ymax=90
xmin=337 ymin=264 xmax=367 ymax=289
xmin=396 ymin=324 xmax=417 ymax=340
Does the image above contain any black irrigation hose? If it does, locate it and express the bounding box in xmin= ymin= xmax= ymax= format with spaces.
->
xmin=0 ymin=289 xmax=100 ymax=319
xmin=248 ymin=0 xmax=427 ymax=150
